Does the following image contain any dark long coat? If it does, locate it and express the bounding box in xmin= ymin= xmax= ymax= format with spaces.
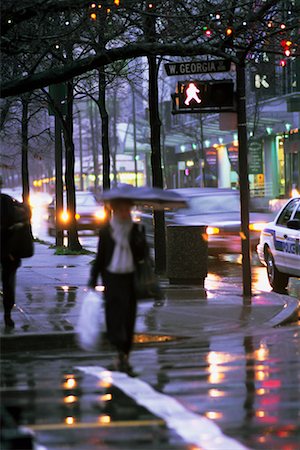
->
xmin=88 ymin=222 xmax=148 ymax=354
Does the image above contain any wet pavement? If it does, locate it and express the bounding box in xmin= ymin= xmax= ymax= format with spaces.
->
xmin=1 ymin=242 xmax=300 ymax=450
xmin=1 ymin=243 xmax=299 ymax=347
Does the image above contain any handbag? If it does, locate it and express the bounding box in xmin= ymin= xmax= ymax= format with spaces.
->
xmin=134 ymin=256 xmax=163 ymax=300
xmin=9 ymin=223 xmax=34 ymax=259
xmin=76 ymin=289 xmax=103 ymax=351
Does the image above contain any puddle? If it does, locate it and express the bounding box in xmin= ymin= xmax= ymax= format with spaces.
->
xmin=134 ymin=333 xmax=181 ymax=344
xmin=56 ymin=265 xmax=76 ymax=268
xmin=55 ymin=286 xmax=78 ymax=292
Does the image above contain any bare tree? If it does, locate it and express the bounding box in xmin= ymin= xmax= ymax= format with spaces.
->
xmin=1 ymin=1 xmax=298 ymax=97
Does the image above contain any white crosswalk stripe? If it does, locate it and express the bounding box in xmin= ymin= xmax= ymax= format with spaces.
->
xmin=77 ymin=366 xmax=251 ymax=450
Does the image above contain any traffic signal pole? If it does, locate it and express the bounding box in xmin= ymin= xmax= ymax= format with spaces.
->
xmin=236 ymin=57 xmax=252 ymax=299
xmin=165 ymin=57 xmax=252 ymax=295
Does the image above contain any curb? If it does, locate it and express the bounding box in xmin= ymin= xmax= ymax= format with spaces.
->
xmin=1 ymin=295 xmax=298 ymax=354
xmin=1 ymin=331 xmax=77 ymax=354
xmin=267 ymin=296 xmax=299 ymax=326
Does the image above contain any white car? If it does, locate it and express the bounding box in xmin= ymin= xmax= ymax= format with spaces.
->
xmin=257 ymin=197 xmax=300 ymax=291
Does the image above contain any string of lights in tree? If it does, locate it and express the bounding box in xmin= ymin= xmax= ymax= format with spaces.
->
xmin=201 ymin=14 xmax=296 ymax=67
xmin=87 ymin=2 xmax=297 ymax=67
xmin=89 ymin=0 xmax=120 ymax=19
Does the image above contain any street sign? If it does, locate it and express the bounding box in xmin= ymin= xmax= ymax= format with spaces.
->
xmin=227 ymin=144 xmax=239 ymax=173
xmin=172 ymin=80 xmax=235 ymax=114
xmin=48 ymin=83 xmax=67 ymax=116
xmin=254 ymin=74 xmax=270 ymax=89
xmin=248 ymin=139 xmax=263 ymax=175
xmin=165 ymin=59 xmax=231 ymax=76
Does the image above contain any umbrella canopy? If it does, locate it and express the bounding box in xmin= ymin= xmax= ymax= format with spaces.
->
xmin=101 ymin=185 xmax=188 ymax=209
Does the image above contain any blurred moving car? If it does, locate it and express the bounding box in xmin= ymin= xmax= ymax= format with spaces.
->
xmin=1 ymin=187 xmax=23 ymax=202
xmin=1 ymin=188 xmax=53 ymax=207
xmin=29 ymin=191 xmax=53 ymax=208
xmin=47 ymin=190 xmax=106 ymax=236
xmin=257 ymin=196 xmax=300 ymax=291
xmin=139 ymin=188 xmax=275 ymax=255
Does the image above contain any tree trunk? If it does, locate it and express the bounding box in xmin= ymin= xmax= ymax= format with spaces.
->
xmin=89 ymin=101 xmax=99 ymax=192
xmin=132 ymin=84 xmax=138 ymax=187
xmin=112 ymin=91 xmax=118 ymax=186
xmin=144 ymin=2 xmax=166 ymax=273
xmin=54 ymin=113 xmax=64 ymax=246
xmin=148 ymin=55 xmax=166 ymax=274
xmin=98 ymin=69 xmax=110 ymax=191
xmin=21 ymin=96 xmax=30 ymax=206
xmin=77 ymin=110 xmax=84 ymax=191
xmin=64 ymin=80 xmax=82 ymax=251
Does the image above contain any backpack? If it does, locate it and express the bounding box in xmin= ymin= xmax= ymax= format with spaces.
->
xmin=8 ymin=199 xmax=34 ymax=259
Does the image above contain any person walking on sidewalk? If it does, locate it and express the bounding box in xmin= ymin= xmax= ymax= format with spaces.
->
xmin=0 ymin=194 xmax=31 ymax=328
xmin=88 ymin=199 xmax=148 ymax=375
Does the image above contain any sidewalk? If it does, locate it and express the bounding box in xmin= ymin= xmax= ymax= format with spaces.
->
xmin=1 ymin=242 xmax=299 ymax=353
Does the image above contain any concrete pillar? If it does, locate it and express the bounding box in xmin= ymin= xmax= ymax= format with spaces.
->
xmin=264 ymin=136 xmax=278 ymax=197
xmin=217 ymin=145 xmax=231 ymax=188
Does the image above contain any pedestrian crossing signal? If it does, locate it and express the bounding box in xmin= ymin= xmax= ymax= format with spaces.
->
xmin=173 ymin=80 xmax=235 ymax=114
xmin=184 ymin=82 xmax=202 ymax=105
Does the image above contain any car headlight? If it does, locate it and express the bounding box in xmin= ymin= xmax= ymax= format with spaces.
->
xmin=132 ymin=212 xmax=141 ymax=222
xmin=206 ymin=226 xmax=220 ymax=235
xmin=249 ymin=222 xmax=266 ymax=232
xmin=94 ymin=209 xmax=107 ymax=221
xmin=60 ymin=211 xmax=70 ymax=223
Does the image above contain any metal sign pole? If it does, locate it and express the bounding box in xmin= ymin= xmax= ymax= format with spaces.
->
xmin=236 ymin=57 xmax=252 ymax=299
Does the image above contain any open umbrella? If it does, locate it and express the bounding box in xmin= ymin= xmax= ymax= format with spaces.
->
xmin=101 ymin=185 xmax=187 ymax=209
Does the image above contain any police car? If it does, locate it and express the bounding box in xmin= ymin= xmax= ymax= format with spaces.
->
xmin=257 ymin=197 xmax=300 ymax=291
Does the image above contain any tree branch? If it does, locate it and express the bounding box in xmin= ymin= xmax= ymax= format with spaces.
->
xmin=1 ymin=42 xmax=235 ymax=98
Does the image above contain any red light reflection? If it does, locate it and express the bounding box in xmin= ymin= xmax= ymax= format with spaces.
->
xmin=262 ymin=379 xmax=281 ymax=389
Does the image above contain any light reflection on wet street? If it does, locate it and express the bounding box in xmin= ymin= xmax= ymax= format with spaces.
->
xmin=133 ymin=323 xmax=300 ymax=450
xmin=2 ymin=301 xmax=300 ymax=450
xmin=209 ymin=253 xmax=300 ymax=300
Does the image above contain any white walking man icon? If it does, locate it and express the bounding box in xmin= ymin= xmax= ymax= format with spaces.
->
xmin=184 ymin=82 xmax=201 ymax=106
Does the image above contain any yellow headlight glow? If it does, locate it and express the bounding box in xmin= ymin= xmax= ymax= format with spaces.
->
xmin=95 ymin=209 xmax=107 ymax=221
xmin=206 ymin=226 xmax=220 ymax=235
xmin=60 ymin=211 xmax=70 ymax=223
xmin=249 ymin=222 xmax=266 ymax=232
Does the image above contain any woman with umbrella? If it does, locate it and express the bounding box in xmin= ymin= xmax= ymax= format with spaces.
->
xmin=88 ymin=197 xmax=149 ymax=376
xmin=88 ymin=185 xmax=186 ymax=375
